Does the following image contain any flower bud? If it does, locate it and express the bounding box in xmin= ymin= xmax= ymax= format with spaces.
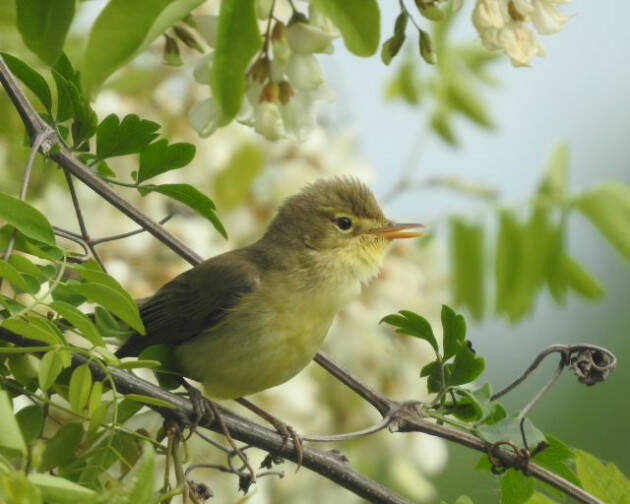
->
xmin=174 ymin=25 xmax=203 ymax=52
xmin=259 ymin=82 xmax=280 ymax=102
xmin=248 ymin=57 xmax=271 ymax=83
xmin=278 ymin=81 xmax=295 ymax=104
xmin=163 ymin=35 xmax=182 ymax=67
xmin=272 ymin=21 xmax=287 ymax=41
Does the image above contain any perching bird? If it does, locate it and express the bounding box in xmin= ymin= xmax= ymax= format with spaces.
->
xmin=116 ymin=178 xmax=423 ymax=400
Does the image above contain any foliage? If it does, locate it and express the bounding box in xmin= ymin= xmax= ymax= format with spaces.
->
xmin=0 ymin=0 xmax=628 ymax=503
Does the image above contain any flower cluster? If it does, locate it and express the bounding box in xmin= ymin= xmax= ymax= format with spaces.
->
xmin=472 ymin=0 xmax=570 ymax=66
xmin=189 ymin=5 xmax=338 ymax=141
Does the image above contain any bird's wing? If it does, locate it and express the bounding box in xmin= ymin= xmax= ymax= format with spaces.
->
xmin=116 ymin=251 xmax=260 ymax=357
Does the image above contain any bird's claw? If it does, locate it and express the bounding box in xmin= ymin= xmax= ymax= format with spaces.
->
xmin=272 ymin=421 xmax=304 ymax=471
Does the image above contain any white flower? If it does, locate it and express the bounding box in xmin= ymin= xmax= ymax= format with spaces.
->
xmin=472 ymin=0 xmax=569 ymax=66
xmin=188 ymin=97 xmax=221 ymax=137
xmin=286 ymin=8 xmax=339 ymax=55
xmin=192 ymin=53 xmax=213 ymax=84
xmin=530 ymin=0 xmax=569 ymax=34
xmin=254 ymin=101 xmax=287 ymax=140
xmin=286 ymin=54 xmax=323 ymax=91
xmin=195 ymin=16 xmax=218 ymax=47
xmin=280 ymin=85 xmax=333 ymax=140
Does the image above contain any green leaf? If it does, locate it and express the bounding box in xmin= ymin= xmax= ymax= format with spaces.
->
xmin=15 ymin=0 xmax=75 ymax=64
xmin=450 ymin=218 xmax=484 ymax=320
xmin=81 ymin=0 xmax=203 ymax=92
xmin=51 ymin=53 xmax=80 ymax=123
xmin=123 ymin=442 xmax=155 ymax=502
xmin=67 ymin=282 xmax=145 ymax=334
xmin=0 ymin=226 xmax=62 ymax=261
xmin=16 ymin=404 xmax=44 ymax=445
xmin=38 ymin=350 xmax=64 ymax=391
xmin=211 ymin=0 xmax=261 ymax=123
xmin=312 ymin=0 xmax=380 ymax=56
xmin=538 ymin=143 xmax=568 ymax=199
xmin=137 ymin=139 xmax=196 ymax=183
xmin=0 ymin=259 xmax=31 ymax=292
xmin=0 ymin=192 xmax=55 ymax=245
xmin=93 ymin=305 xmax=130 ymax=337
xmin=381 ymin=12 xmax=407 ymax=65
xmin=559 ymin=254 xmax=605 ymax=299
xmin=8 ymin=254 xmax=48 ymax=282
xmin=575 ymin=181 xmax=630 ymax=260
xmin=419 ymin=29 xmax=436 ymax=65
xmin=40 ymin=423 xmax=83 ymax=471
xmin=0 ymin=52 xmax=52 ymax=111
xmin=500 ymin=469 xmax=535 ymax=504
xmin=2 ymin=317 xmax=61 ymax=345
xmin=214 ymin=143 xmax=263 ymax=210
xmin=88 ymin=381 xmax=103 ymax=416
xmin=495 ymin=211 xmax=537 ymax=322
xmin=124 ymin=393 xmax=176 ymax=410
xmin=531 ymin=434 xmax=580 ymax=486
xmin=431 ymin=109 xmax=457 ymax=145
xmin=574 ymin=449 xmax=630 ymax=504
xmin=96 ymin=114 xmax=160 ymax=160
xmin=381 ymin=33 xmax=406 ymax=65
xmin=28 ymin=473 xmax=96 ymax=503
xmin=524 ymin=493 xmax=558 ymax=504
xmin=385 ymin=54 xmax=421 ymax=105
xmin=420 ymin=360 xmax=442 ymax=393
xmin=477 ymin=416 xmax=546 ymax=450
xmin=0 ymin=389 xmax=27 ymax=454
xmin=68 ymin=364 xmax=92 ymax=414
xmin=441 ymin=304 xmax=466 ymax=360
xmin=445 ymin=342 xmax=485 ymax=387
xmin=446 ymin=78 xmax=493 ymax=128
xmin=51 ymin=68 xmax=97 ymax=146
xmin=138 ymin=344 xmax=181 ymax=389
xmin=117 ymin=359 xmax=162 ymax=370
xmin=381 ymin=311 xmax=439 ymax=355
xmin=451 ymin=388 xmax=484 ymax=422
xmin=49 ymin=300 xmax=104 ymax=347
xmin=138 ymin=183 xmax=227 ymax=239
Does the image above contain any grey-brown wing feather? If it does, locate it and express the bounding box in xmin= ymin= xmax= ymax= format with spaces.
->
xmin=116 ymin=250 xmax=260 ymax=357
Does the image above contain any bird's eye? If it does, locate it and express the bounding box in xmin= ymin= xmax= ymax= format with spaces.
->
xmin=334 ymin=217 xmax=353 ymax=231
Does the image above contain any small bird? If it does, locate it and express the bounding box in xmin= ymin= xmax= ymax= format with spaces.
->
xmin=117 ymin=178 xmax=423 ymax=401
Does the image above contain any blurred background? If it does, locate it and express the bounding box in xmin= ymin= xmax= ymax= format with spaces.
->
xmin=0 ymin=0 xmax=628 ymax=502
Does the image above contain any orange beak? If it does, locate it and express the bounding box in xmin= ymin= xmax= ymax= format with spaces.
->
xmin=367 ymin=222 xmax=426 ymax=240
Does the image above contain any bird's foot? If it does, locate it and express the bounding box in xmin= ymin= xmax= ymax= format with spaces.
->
xmin=180 ymin=380 xmax=214 ymax=438
xmin=236 ymin=397 xmax=304 ymax=471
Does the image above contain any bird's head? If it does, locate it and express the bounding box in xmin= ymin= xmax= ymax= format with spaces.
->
xmin=263 ymin=178 xmax=424 ymax=283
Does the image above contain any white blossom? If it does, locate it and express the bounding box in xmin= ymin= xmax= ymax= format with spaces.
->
xmin=286 ymin=53 xmax=323 ymax=91
xmin=254 ymin=101 xmax=287 ymax=140
xmin=472 ymin=0 xmax=569 ymax=66
xmin=194 ymin=15 xmax=218 ymax=47
xmin=188 ymin=97 xmax=221 ymax=137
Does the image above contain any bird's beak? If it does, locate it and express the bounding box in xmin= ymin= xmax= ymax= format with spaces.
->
xmin=366 ymin=222 xmax=426 ymax=240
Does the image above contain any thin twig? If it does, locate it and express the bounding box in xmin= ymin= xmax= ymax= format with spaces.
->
xmin=91 ymin=214 xmax=174 ymax=245
xmin=64 ymin=170 xmax=106 ymax=270
xmin=2 ymin=129 xmax=56 ymax=261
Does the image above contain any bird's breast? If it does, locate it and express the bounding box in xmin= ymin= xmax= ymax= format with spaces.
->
xmin=175 ymin=278 xmax=357 ymax=399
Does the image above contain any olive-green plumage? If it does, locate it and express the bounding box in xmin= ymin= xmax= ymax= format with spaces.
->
xmin=117 ymin=178 xmax=422 ymax=399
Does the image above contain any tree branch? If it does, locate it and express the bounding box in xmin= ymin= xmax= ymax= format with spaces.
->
xmin=0 ymin=328 xmax=411 ymax=504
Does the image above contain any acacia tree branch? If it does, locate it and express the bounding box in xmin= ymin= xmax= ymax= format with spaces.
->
xmin=0 ymin=328 xmax=411 ymax=504
xmin=0 ymin=55 xmax=606 ymax=504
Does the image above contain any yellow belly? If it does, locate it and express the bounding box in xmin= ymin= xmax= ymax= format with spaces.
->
xmin=174 ymin=288 xmax=339 ymax=399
